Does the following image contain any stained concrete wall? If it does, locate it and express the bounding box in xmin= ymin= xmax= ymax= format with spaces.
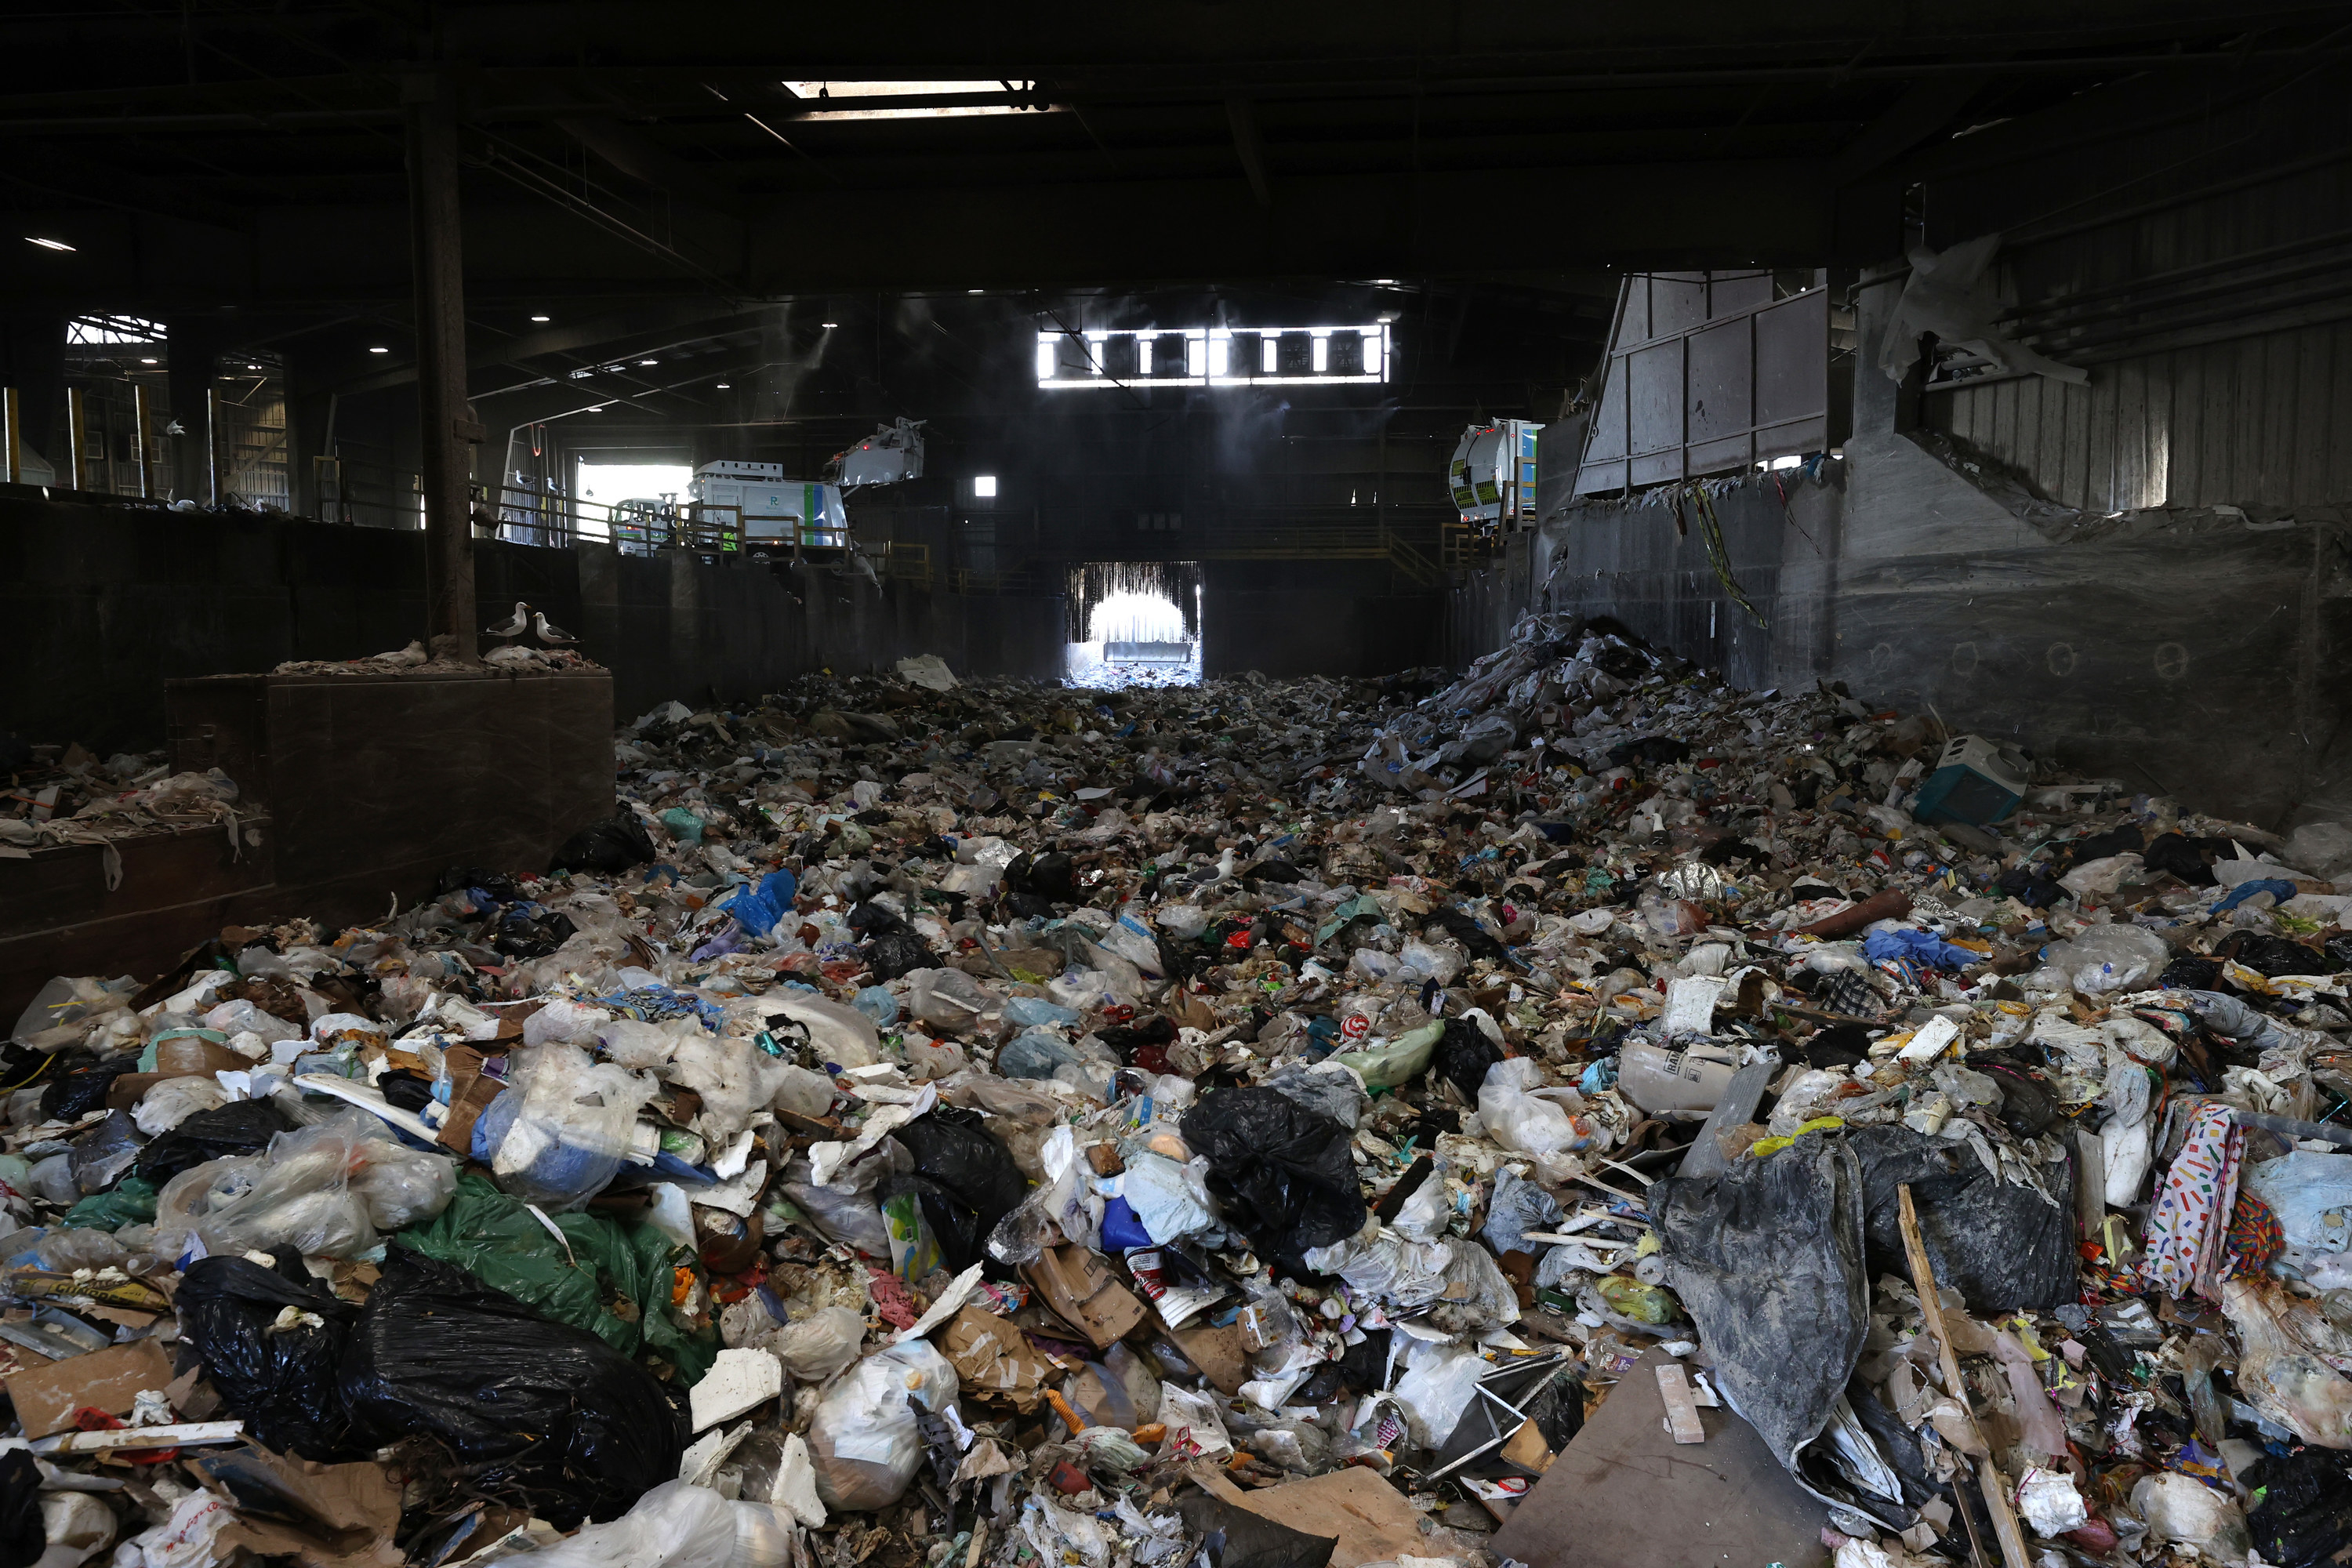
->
xmin=1445 ymin=381 xmax=2352 ymax=831
xmin=0 ymin=492 xmax=1065 ymax=753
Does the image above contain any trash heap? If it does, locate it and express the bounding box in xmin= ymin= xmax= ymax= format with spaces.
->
xmin=8 ymin=626 xmax=2352 ymax=1568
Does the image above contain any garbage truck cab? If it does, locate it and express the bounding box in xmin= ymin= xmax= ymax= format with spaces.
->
xmin=688 ymin=460 xmax=849 ymax=560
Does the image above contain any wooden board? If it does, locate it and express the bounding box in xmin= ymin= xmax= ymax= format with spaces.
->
xmin=1488 ymin=1348 xmax=1831 ymax=1568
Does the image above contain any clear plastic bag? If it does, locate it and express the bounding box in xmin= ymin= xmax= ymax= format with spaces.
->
xmin=154 ymin=1110 xmax=457 ymax=1261
xmin=804 ymin=1339 xmax=960 ymax=1511
xmin=904 ymin=967 xmax=992 ymax=1029
xmin=2224 ymin=1278 xmax=2352 ymax=1448
xmin=472 ymin=1044 xmax=659 ymax=1211
xmin=2044 ymin=922 xmax=2169 ymax=994
xmin=765 ymin=1305 xmax=867 ymax=1382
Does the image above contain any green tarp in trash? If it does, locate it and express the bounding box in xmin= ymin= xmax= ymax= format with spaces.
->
xmin=66 ymin=1176 xmax=157 ymax=1231
xmin=395 ymin=1174 xmax=719 ymax=1381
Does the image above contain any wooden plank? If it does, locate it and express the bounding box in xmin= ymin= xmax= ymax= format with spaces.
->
xmin=2085 ymin=365 xmax=2117 ymax=512
xmin=2010 ymin=376 xmax=2042 ymax=492
xmin=2060 ymin=374 xmax=2091 ymax=510
xmin=2292 ymin=325 xmax=2333 ymax=506
xmin=2170 ymin=347 xmax=2205 ymax=507
xmin=2113 ymin=358 xmax=2147 ymax=510
xmin=2332 ymin=321 xmax=2352 ymax=504
xmin=2263 ymin=332 xmax=2297 ymax=507
xmin=1657 ymin=1363 xmax=1708 ymax=1444
xmin=1898 ymin=1185 xmax=2031 ymax=1568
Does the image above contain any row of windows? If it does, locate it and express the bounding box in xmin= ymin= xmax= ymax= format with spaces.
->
xmin=1037 ymin=326 xmax=1390 ymax=387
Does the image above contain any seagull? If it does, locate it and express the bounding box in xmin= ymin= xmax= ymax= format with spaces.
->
xmin=484 ymin=601 xmax=531 ymax=639
xmin=532 ymin=610 xmax=579 ymax=646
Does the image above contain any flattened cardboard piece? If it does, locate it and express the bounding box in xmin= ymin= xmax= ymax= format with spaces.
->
xmin=938 ymin=1306 xmax=1050 ymax=1411
xmin=4 ymin=1338 xmax=173 ymax=1437
xmin=1021 ymin=1243 xmax=1145 ymax=1350
xmin=438 ymin=1067 xmax=504 ymax=1156
xmin=1167 ymin=1323 xmax=1250 ymax=1396
xmin=1487 ymin=1348 xmax=1831 ymax=1568
xmin=1189 ymin=1462 xmax=1421 ymax=1568
xmin=191 ymin=1441 xmax=404 ymax=1568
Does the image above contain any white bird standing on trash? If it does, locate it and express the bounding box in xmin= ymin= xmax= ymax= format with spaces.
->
xmin=483 ymin=601 xmax=532 ymax=640
xmin=533 ymin=610 xmax=579 ymax=646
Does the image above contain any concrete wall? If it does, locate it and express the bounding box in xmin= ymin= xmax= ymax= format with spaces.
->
xmin=1443 ymin=423 xmax=2352 ymax=829
xmin=1200 ymin=560 xmax=1446 ymax=678
xmin=0 ymin=492 xmax=1065 ymax=753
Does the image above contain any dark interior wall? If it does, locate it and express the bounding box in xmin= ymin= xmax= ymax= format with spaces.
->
xmin=0 ymin=492 xmax=1063 ymax=753
xmin=1200 ymin=559 xmax=1443 ymax=678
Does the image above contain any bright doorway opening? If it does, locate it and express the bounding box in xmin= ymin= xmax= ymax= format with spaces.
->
xmin=571 ymin=461 xmax=693 ymax=541
xmin=1065 ymin=562 xmax=1202 ymax=688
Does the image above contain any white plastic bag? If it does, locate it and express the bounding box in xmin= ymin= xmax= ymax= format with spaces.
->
xmin=132 ymin=1076 xmax=228 ymax=1135
xmin=804 ymin=1339 xmax=960 ymax=1510
xmin=477 ymin=1043 xmax=659 ymax=1211
xmin=1478 ymin=1058 xmax=1602 ymax=1174
xmin=481 ymin=1480 xmax=789 ymax=1568
xmin=766 ymin=1305 xmax=867 ymax=1382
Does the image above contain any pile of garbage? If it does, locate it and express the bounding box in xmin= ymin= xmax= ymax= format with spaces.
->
xmin=0 ymin=742 xmax=244 ymax=867
xmin=9 ymin=617 xmax=2352 ymax=1568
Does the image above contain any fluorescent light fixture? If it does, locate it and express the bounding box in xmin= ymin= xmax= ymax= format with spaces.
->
xmin=140 ymin=357 xmax=158 ymax=365
xmin=368 ymin=346 xmax=390 ymax=354
xmin=25 ymin=237 xmax=73 ymax=252
xmin=531 ymin=314 xmax=550 ymax=322
xmin=1037 ymin=324 xmax=1394 ymax=390
xmin=716 ymin=382 xmax=731 ymax=389
xmin=973 ymin=475 xmax=997 ymax=497
xmin=782 ymin=81 xmax=1050 ymax=121
xmin=639 ymin=358 xmax=658 ymax=365
xmin=967 ymin=288 xmax=983 ymax=294
xmin=822 ymin=321 xmax=839 ymax=328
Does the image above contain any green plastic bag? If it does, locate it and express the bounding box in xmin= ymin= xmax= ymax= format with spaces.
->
xmin=659 ymin=807 xmax=706 ymax=846
xmin=1334 ymin=1020 xmax=1445 ymax=1091
xmin=65 ymin=1176 xmax=158 ymax=1231
xmin=395 ymin=1174 xmax=718 ymax=1380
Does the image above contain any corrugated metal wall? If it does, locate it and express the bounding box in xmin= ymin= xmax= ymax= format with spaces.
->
xmin=1921 ymin=98 xmax=2352 ymax=513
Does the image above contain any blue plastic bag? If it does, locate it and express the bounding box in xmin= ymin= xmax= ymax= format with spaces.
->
xmin=724 ymin=869 xmax=800 ymax=936
xmin=1864 ymin=926 xmax=1979 ymax=970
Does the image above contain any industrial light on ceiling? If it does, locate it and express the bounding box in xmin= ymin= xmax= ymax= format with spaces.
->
xmin=1036 ymin=324 xmax=1392 ymax=390
xmin=715 ymin=383 xmax=731 ymax=389
xmin=967 ymin=289 xmax=983 ymax=295
xmin=640 ymin=358 xmax=658 ymax=365
xmin=973 ymin=475 xmax=997 ymax=497
xmin=530 ymin=314 xmax=550 ymax=322
xmin=822 ymin=321 xmax=839 ymax=328
xmin=140 ymin=357 xmax=158 ymax=365
xmin=368 ymin=346 xmax=390 ymax=354
xmin=25 ymin=236 xmax=74 ymax=252
xmin=780 ymin=80 xmax=1049 ymax=122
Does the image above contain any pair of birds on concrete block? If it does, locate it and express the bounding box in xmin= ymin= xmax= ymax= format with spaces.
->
xmin=483 ymin=601 xmax=579 ymax=647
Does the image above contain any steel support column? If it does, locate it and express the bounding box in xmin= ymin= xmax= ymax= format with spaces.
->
xmin=405 ymin=73 xmax=478 ymax=662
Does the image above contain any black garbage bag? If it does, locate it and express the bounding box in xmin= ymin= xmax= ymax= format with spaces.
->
xmin=1096 ymin=1014 xmax=1177 ymax=1065
xmin=1176 ymin=1495 xmax=1336 ymax=1568
xmin=0 ymin=1450 xmax=39 ymax=1568
xmin=40 ymin=1054 xmax=140 ymax=1121
xmin=866 ymin=930 xmax=943 ymax=982
xmin=2163 ymin=954 xmax=2226 ymax=990
xmin=1851 ymin=1126 xmax=2077 ymax=1309
xmin=2145 ymin=832 xmax=2218 ymax=884
xmin=378 ymin=1069 xmax=436 ymax=1114
xmin=549 ymin=815 xmax=657 ymax=876
xmin=178 ymin=1251 xmax=361 ymax=1461
xmin=2060 ymin=824 xmax=2144 ymax=867
xmin=1608 ymin=735 xmax=1691 ymax=768
xmin=1004 ymin=851 xmax=1078 ymax=903
xmin=1181 ymin=1087 xmax=1367 ymax=1272
xmin=845 ymin=901 xmax=908 ymax=935
xmin=338 ymin=1249 xmax=684 ymax=1529
xmin=1994 ymin=863 xmax=2065 ymax=909
xmin=2228 ymin=933 xmax=2341 ymax=977
xmin=1651 ymin=1134 xmax=1880 ymax=1523
xmin=888 ymin=1107 xmax=1026 ymax=1272
xmin=492 ymin=907 xmax=577 ymax=960
xmin=1428 ymin=906 xmax=1507 ymax=960
xmin=437 ymin=866 xmax=523 ymax=904
xmin=1433 ymin=1018 xmax=1502 ymax=1099
xmin=132 ymin=1098 xmax=292 ymax=1184
xmin=2248 ymin=1448 xmax=2352 ymax=1566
